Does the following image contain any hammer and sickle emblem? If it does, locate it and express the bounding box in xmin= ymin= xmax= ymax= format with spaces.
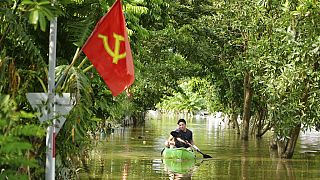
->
xmin=98 ymin=33 xmax=126 ymax=64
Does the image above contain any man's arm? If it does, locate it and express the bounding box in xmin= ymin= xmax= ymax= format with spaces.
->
xmin=164 ymin=135 xmax=174 ymax=147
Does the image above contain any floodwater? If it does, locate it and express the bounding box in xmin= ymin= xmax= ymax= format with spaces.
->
xmin=78 ymin=113 xmax=320 ymax=179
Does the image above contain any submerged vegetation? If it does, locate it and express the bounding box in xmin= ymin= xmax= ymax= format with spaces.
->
xmin=1 ymin=0 xmax=320 ymax=178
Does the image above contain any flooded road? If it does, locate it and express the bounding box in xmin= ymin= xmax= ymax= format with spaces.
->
xmin=78 ymin=115 xmax=320 ymax=179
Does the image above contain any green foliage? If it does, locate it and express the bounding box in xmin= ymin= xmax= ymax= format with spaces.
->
xmin=156 ymin=78 xmax=213 ymax=113
xmin=0 ymin=94 xmax=45 ymax=179
xmin=58 ymin=0 xmax=103 ymax=48
xmin=247 ymin=0 xmax=320 ymax=137
xmin=21 ymin=0 xmax=63 ymax=31
xmin=0 ymin=4 xmax=46 ymax=65
xmin=139 ymin=0 xmax=172 ymax=30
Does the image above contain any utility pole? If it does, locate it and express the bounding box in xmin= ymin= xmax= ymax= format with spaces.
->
xmin=26 ymin=1 xmax=75 ymax=179
xmin=46 ymin=15 xmax=58 ymax=179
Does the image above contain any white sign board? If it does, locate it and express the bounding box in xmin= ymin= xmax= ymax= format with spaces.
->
xmin=26 ymin=93 xmax=75 ymax=133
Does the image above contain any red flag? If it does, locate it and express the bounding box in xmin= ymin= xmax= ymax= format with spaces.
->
xmin=82 ymin=0 xmax=134 ymax=96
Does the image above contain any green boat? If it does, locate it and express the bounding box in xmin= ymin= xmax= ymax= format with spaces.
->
xmin=162 ymin=148 xmax=196 ymax=174
xmin=163 ymin=158 xmax=195 ymax=174
xmin=162 ymin=147 xmax=196 ymax=160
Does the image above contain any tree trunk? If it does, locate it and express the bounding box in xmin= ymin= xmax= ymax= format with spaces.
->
xmin=276 ymin=138 xmax=286 ymax=158
xmin=231 ymin=112 xmax=240 ymax=134
xmin=228 ymin=78 xmax=240 ymax=134
xmin=251 ymin=115 xmax=258 ymax=135
xmin=256 ymin=106 xmax=269 ymax=137
xmin=280 ymin=124 xmax=301 ymax=158
xmin=242 ymin=72 xmax=252 ymax=140
xmin=256 ymin=111 xmax=262 ymax=136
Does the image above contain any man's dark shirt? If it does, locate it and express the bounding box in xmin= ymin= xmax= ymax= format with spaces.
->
xmin=174 ymin=128 xmax=193 ymax=148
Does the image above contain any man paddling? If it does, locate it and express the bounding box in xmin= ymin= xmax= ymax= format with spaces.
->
xmin=163 ymin=119 xmax=212 ymax=158
xmin=165 ymin=119 xmax=194 ymax=148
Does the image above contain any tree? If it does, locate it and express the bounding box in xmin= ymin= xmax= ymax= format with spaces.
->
xmin=247 ymin=0 xmax=320 ymax=158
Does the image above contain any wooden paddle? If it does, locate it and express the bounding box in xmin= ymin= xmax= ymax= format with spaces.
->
xmin=170 ymin=131 xmax=212 ymax=158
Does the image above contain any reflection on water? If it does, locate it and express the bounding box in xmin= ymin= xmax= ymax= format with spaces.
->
xmin=168 ymin=172 xmax=192 ymax=180
xmin=163 ymin=159 xmax=196 ymax=180
xmin=299 ymin=129 xmax=320 ymax=155
xmin=163 ymin=159 xmax=194 ymax=173
xmin=78 ymin=115 xmax=320 ymax=179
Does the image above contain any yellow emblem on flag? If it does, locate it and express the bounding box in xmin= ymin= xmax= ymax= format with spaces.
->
xmin=98 ymin=33 xmax=126 ymax=64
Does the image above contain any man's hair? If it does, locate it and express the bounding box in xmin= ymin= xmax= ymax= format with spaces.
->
xmin=177 ymin=119 xmax=186 ymax=125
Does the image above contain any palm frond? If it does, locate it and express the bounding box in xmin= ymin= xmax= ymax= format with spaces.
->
xmin=67 ymin=19 xmax=94 ymax=47
xmin=56 ymin=65 xmax=93 ymax=104
xmin=1 ymin=8 xmax=45 ymax=65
